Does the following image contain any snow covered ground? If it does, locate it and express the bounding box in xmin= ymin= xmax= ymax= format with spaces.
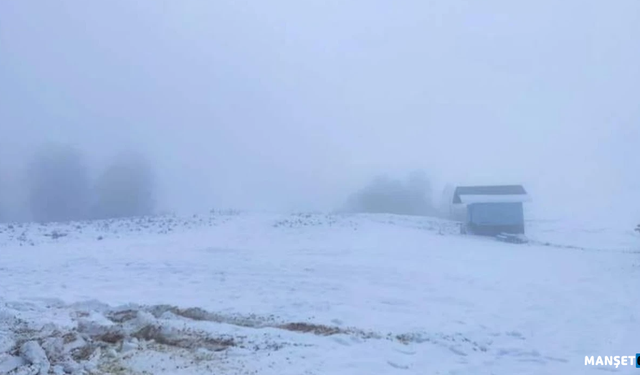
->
xmin=1 ymin=212 xmax=638 ymax=374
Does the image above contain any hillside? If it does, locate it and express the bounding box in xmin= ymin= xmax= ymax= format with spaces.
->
xmin=1 ymin=212 xmax=638 ymax=374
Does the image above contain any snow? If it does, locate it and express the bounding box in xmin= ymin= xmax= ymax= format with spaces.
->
xmin=0 ymin=212 xmax=638 ymax=374
xmin=457 ymin=195 xmax=531 ymax=204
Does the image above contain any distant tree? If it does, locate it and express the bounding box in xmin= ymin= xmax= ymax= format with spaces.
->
xmin=0 ymin=172 xmax=3 ymax=222
xmin=91 ymin=152 xmax=155 ymax=219
xmin=345 ymin=176 xmax=405 ymax=214
xmin=344 ymin=171 xmax=435 ymax=216
xmin=0 ymin=180 xmax=3 ymax=223
xmin=404 ymin=170 xmax=434 ymax=215
xmin=27 ymin=144 xmax=90 ymax=222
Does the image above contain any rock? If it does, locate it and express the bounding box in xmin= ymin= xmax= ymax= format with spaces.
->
xmin=62 ymin=334 xmax=86 ymax=353
xmin=19 ymin=341 xmax=50 ymax=375
xmin=77 ymin=316 xmax=116 ymax=336
xmin=123 ymin=310 xmax=156 ymax=333
xmin=7 ymin=366 xmax=40 ymax=375
xmin=0 ymin=335 xmax=16 ymax=353
xmin=0 ymin=354 xmax=27 ymax=373
xmin=61 ymin=359 xmax=82 ymax=374
xmin=121 ymin=339 xmax=139 ymax=353
xmin=160 ymin=310 xmax=180 ymax=320
xmin=105 ymin=348 xmax=118 ymax=358
xmin=40 ymin=337 xmax=64 ymax=361
xmin=82 ymin=347 xmax=101 ymax=372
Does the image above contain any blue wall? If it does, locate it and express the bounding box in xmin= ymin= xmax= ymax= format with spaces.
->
xmin=467 ymin=203 xmax=524 ymax=226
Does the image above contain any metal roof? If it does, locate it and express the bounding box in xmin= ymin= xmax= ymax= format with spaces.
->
xmin=453 ymin=185 xmax=528 ymax=204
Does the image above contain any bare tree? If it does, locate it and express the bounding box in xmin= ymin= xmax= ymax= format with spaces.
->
xmin=27 ymin=144 xmax=90 ymax=222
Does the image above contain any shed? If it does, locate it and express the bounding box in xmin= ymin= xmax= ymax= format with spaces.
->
xmin=452 ymin=185 xmax=530 ymax=236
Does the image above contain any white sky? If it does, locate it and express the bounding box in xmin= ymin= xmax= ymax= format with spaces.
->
xmin=0 ymin=1 xmax=638 ymax=218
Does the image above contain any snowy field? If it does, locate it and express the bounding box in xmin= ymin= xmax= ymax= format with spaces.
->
xmin=1 ymin=212 xmax=638 ymax=374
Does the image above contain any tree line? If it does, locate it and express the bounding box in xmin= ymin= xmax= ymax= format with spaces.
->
xmin=1 ymin=144 xmax=155 ymax=223
xmin=0 ymin=144 xmax=436 ymax=223
xmin=342 ymin=170 xmax=436 ymax=216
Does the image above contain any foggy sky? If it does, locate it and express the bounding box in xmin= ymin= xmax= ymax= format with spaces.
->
xmin=1 ymin=1 xmax=638 ymax=219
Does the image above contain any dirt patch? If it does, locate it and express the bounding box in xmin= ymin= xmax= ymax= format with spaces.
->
xmin=169 ymin=307 xmax=221 ymax=322
xmin=94 ymin=330 xmax=126 ymax=344
xmin=278 ymin=322 xmax=346 ymax=336
xmin=107 ymin=309 xmax=139 ymax=323
xmin=143 ymin=304 xmax=379 ymax=339
xmin=144 ymin=305 xmax=273 ymax=329
xmin=71 ymin=343 xmax=98 ymax=361
xmin=62 ymin=332 xmax=78 ymax=344
xmin=132 ymin=324 xmax=236 ymax=352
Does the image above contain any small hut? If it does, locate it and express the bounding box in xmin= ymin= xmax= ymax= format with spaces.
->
xmin=451 ymin=185 xmax=530 ymax=236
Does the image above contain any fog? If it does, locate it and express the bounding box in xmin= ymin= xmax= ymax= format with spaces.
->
xmin=0 ymin=1 xmax=638 ymax=221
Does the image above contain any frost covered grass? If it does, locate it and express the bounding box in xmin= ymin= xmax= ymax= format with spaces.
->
xmin=0 ymin=212 xmax=638 ymax=374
